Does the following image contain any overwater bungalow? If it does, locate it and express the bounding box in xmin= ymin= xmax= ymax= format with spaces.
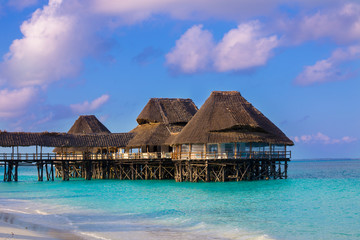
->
xmin=170 ymin=91 xmax=294 ymax=182
xmin=126 ymin=98 xmax=198 ymax=158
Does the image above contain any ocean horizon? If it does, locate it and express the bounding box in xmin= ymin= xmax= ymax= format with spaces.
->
xmin=0 ymin=159 xmax=359 ymax=240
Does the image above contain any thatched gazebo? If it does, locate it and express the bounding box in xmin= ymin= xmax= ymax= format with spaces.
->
xmin=171 ymin=91 xmax=294 ymax=160
xmin=53 ymin=115 xmax=116 ymax=154
xmin=127 ymin=98 xmax=198 ymax=156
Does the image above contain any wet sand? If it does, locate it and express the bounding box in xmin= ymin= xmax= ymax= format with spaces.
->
xmin=0 ymin=220 xmax=56 ymax=240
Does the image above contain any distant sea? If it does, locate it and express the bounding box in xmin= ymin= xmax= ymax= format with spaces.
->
xmin=0 ymin=159 xmax=359 ymax=240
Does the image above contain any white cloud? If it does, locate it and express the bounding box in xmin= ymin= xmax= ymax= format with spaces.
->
xmin=0 ymin=87 xmax=37 ymax=118
xmin=293 ymin=132 xmax=358 ymax=144
xmin=281 ymin=3 xmax=360 ymax=44
xmin=295 ymin=45 xmax=360 ymax=85
xmin=214 ymin=21 xmax=278 ymax=72
xmin=0 ymin=0 xmax=98 ymax=88
xmin=166 ymin=21 xmax=278 ymax=73
xmin=70 ymin=94 xmax=110 ymax=114
xmin=2 ymin=0 xmax=77 ymax=87
xmin=166 ymin=25 xmax=214 ymax=73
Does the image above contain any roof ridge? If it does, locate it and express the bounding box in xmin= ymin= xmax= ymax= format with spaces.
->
xmin=155 ymin=98 xmax=169 ymax=124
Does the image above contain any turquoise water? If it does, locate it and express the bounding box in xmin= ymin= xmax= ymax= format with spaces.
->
xmin=0 ymin=160 xmax=360 ymax=239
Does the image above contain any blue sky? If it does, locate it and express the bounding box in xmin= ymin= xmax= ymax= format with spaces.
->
xmin=0 ymin=0 xmax=359 ymax=159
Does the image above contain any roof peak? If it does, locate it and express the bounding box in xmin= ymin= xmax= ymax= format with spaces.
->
xmin=68 ymin=115 xmax=110 ymax=134
xmin=211 ymin=91 xmax=241 ymax=96
xmin=149 ymin=98 xmax=193 ymax=101
xmin=78 ymin=115 xmax=96 ymax=117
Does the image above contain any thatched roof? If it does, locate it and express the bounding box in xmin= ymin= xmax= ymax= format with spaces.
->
xmin=68 ymin=115 xmax=110 ymax=134
xmin=127 ymin=123 xmax=171 ymax=147
xmin=54 ymin=115 xmax=111 ymax=152
xmin=171 ymin=91 xmax=294 ymax=146
xmin=0 ymin=132 xmax=133 ymax=148
xmin=136 ymin=98 xmax=198 ymax=125
xmin=127 ymin=98 xmax=198 ymax=148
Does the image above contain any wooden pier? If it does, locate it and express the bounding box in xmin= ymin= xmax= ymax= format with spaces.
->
xmin=1 ymin=151 xmax=290 ymax=182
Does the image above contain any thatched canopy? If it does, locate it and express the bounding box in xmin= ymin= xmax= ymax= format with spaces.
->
xmin=68 ymin=115 xmax=110 ymax=134
xmin=128 ymin=123 xmax=171 ymax=147
xmin=171 ymin=91 xmax=294 ymax=146
xmin=53 ymin=115 xmax=112 ymax=153
xmin=127 ymin=98 xmax=198 ymax=148
xmin=136 ymin=98 xmax=198 ymax=125
xmin=0 ymin=132 xmax=133 ymax=148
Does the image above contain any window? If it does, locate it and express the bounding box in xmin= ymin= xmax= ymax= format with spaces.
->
xmin=181 ymin=144 xmax=189 ymax=152
xmin=192 ymin=144 xmax=204 ymax=153
xmin=252 ymin=143 xmax=268 ymax=152
xmin=219 ymin=143 xmax=234 ymax=158
xmin=236 ymin=143 xmax=251 ymax=158
xmin=272 ymin=145 xmax=285 ymax=151
xmin=207 ymin=144 xmax=218 ymax=153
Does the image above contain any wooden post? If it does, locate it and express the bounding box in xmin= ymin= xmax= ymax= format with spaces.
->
xmin=6 ymin=161 xmax=13 ymax=182
xmin=51 ymin=161 xmax=54 ymax=181
xmin=14 ymin=161 xmax=18 ymax=182
xmin=3 ymin=161 xmax=6 ymax=181
xmin=61 ymin=161 xmax=65 ymax=180
xmin=221 ymin=165 xmax=225 ymax=182
xmin=234 ymin=143 xmax=237 ymax=159
xmin=278 ymin=161 xmax=282 ymax=179
xmin=204 ymin=144 xmax=207 ymax=159
xmin=119 ymin=164 xmax=123 ymax=180
xmin=205 ymin=160 xmax=209 ymax=182
xmin=217 ymin=143 xmax=221 ymax=159
xmin=235 ymin=163 xmax=239 ymax=181
xmin=159 ymin=162 xmax=162 ymax=180
xmin=62 ymin=161 xmax=69 ymax=181
xmin=131 ymin=163 xmax=134 ymax=180
xmin=14 ymin=146 xmax=19 ymax=182
xmin=145 ymin=163 xmax=148 ymax=180
xmin=189 ymin=162 xmax=193 ymax=182
xmin=188 ymin=144 xmax=191 ymax=160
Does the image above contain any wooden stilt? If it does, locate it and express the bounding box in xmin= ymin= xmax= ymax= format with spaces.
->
xmin=159 ymin=162 xmax=162 ymax=180
xmin=205 ymin=160 xmax=209 ymax=182
xmin=131 ymin=163 xmax=134 ymax=180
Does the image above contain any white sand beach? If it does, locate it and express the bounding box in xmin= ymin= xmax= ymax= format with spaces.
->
xmin=0 ymin=212 xmax=85 ymax=240
xmin=0 ymin=220 xmax=56 ymax=240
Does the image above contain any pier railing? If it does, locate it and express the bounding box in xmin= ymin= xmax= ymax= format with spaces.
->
xmin=174 ymin=151 xmax=291 ymax=160
xmin=0 ymin=152 xmax=173 ymax=162
xmin=0 ymin=151 xmax=291 ymax=162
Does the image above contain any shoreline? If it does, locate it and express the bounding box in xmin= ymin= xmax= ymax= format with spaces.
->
xmin=0 ymin=211 xmax=85 ymax=240
xmin=0 ymin=206 xmax=274 ymax=240
xmin=0 ymin=220 xmax=56 ymax=240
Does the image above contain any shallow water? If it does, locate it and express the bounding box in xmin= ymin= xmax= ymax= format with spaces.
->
xmin=0 ymin=159 xmax=360 ymax=239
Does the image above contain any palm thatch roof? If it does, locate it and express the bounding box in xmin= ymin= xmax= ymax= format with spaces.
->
xmin=0 ymin=131 xmax=133 ymax=148
xmin=171 ymin=91 xmax=294 ymax=146
xmin=127 ymin=98 xmax=198 ymax=148
xmin=128 ymin=123 xmax=171 ymax=147
xmin=53 ymin=115 xmax=112 ymax=152
xmin=136 ymin=98 xmax=198 ymax=124
xmin=68 ymin=115 xmax=110 ymax=134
